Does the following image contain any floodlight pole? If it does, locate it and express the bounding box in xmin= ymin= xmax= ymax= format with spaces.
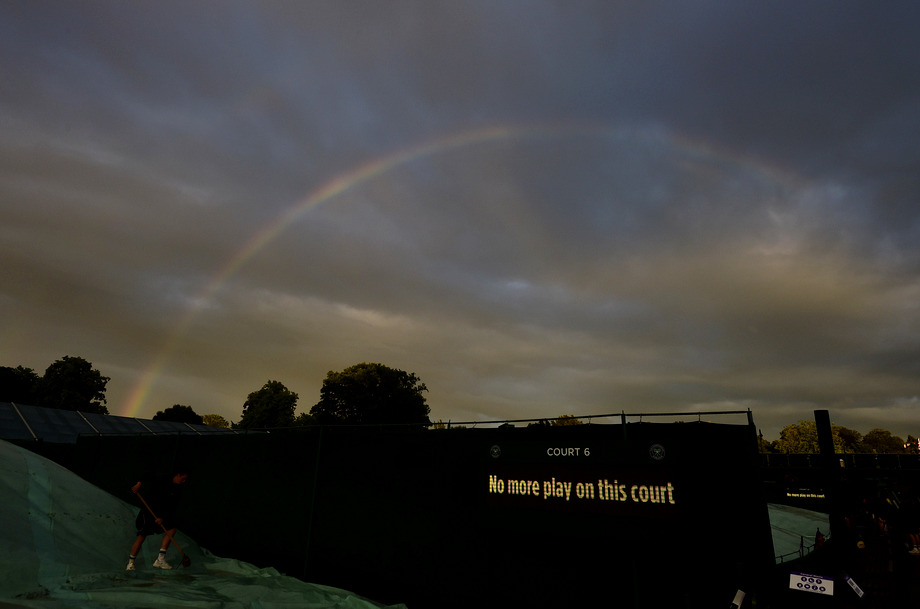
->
xmin=814 ymin=410 xmax=844 ymax=563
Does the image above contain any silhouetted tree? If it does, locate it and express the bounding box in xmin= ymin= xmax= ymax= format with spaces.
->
xmin=527 ymin=414 xmax=585 ymax=428
xmin=236 ymin=380 xmax=298 ymax=429
xmin=767 ymin=421 xmax=914 ymax=454
xmin=292 ymin=412 xmax=317 ymax=426
xmin=835 ymin=426 xmax=863 ymax=453
xmin=859 ymin=428 xmax=907 ymax=454
xmin=38 ymin=356 xmax=109 ymax=414
xmin=772 ymin=420 xmax=845 ymax=453
xmin=0 ymin=365 xmax=40 ymax=404
xmin=757 ymin=430 xmax=775 ymax=453
xmin=202 ymin=414 xmax=231 ymax=428
xmin=310 ymin=362 xmax=430 ymax=427
xmin=153 ymin=404 xmax=204 ymax=425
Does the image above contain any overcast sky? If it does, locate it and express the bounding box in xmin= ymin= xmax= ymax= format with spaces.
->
xmin=2 ymin=1 xmax=919 ymax=439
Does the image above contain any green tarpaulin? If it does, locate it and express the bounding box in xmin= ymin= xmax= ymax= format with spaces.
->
xmin=0 ymin=439 xmax=406 ymax=609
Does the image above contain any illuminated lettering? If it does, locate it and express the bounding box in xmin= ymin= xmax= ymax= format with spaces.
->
xmin=599 ymin=479 xmax=611 ymax=501
xmin=508 ymin=479 xmax=540 ymax=496
xmin=575 ymin=482 xmax=594 ymax=499
xmin=488 ymin=475 xmax=504 ymax=494
xmin=626 ymin=483 xmax=676 ymax=504
xmin=546 ymin=447 xmax=582 ymax=457
xmin=597 ymin=479 xmax=629 ymax=501
xmin=541 ymin=477 xmax=573 ymax=500
xmin=631 ymin=485 xmax=644 ymax=502
xmin=493 ymin=473 xmax=675 ymax=507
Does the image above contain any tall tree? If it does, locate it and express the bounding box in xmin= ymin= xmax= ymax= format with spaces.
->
xmin=309 ymin=362 xmax=430 ymax=427
xmin=236 ymin=380 xmax=298 ymax=429
xmin=202 ymin=414 xmax=231 ymax=428
xmin=835 ymin=426 xmax=863 ymax=453
xmin=0 ymin=365 xmax=40 ymax=404
xmin=772 ymin=420 xmax=845 ymax=454
xmin=859 ymin=428 xmax=907 ymax=454
xmin=38 ymin=356 xmax=109 ymax=414
xmin=153 ymin=404 xmax=204 ymax=425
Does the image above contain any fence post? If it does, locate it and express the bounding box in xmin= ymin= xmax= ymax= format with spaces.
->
xmin=303 ymin=425 xmax=324 ymax=577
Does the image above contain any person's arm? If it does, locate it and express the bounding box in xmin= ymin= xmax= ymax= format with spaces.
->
xmin=132 ymin=471 xmax=156 ymax=494
xmin=132 ymin=475 xmax=166 ymax=524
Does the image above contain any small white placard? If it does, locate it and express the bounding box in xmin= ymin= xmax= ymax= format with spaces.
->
xmin=789 ymin=571 xmax=834 ymax=596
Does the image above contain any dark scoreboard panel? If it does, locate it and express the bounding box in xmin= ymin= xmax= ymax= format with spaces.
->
xmin=474 ymin=424 xmax=774 ymax=607
xmin=75 ymin=421 xmax=774 ymax=608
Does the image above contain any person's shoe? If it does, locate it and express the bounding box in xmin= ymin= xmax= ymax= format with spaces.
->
xmin=153 ymin=556 xmax=172 ymax=569
xmin=126 ymin=560 xmax=136 ymax=571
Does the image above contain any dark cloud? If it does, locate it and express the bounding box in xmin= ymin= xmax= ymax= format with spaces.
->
xmin=1 ymin=1 xmax=918 ymax=439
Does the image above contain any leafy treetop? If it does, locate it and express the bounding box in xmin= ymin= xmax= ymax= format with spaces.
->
xmin=767 ymin=420 xmax=910 ymax=454
xmin=309 ymin=362 xmax=430 ymax=427
xmin=202 ymin=413 xmax=231 ymax=428
xmin=0 ymin=366 xmax=40 ymax=404
xmin=235 ymin=380 xmax=298 ymax=429
xmin=153 ymin=404 xmax=204 ymax=425
xmin=38 ymin=356 xmax=109 ymax=414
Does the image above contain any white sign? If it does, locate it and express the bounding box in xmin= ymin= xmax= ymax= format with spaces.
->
xmin=789 ymin=571 xmax=833 ymax=596
xmin=845 ymin=575 xmax=864 ymax=598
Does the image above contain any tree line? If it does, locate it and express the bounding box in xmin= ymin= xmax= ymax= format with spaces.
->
xmin=0 ymin=356 xmax=431 ymax=429
xmin=0 ymin=356 xmax=110 ymax=414
xmin=3 ymin=356 xmax=912 ymax=450
xmin=760 ymin=419 xmax=918 ymax=455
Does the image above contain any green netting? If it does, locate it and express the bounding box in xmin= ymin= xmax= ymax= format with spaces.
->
xmin=0 ymin=439 xmax=406 ymax=609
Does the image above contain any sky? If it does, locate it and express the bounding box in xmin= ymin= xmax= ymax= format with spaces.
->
xmin=1 ymin=1 xmax=919 ymax=440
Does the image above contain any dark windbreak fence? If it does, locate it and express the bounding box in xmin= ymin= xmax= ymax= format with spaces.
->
xmin=68 ymin=416 xmax=773 ymax=609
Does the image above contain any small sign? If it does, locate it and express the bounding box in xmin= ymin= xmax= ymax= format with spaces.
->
xmin=844 ymin=575 xmax=864 ymax=598
xmin=789 ymin=571 xmax=833 ymax=596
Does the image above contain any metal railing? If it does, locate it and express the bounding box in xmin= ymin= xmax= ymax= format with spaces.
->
xmin=431 ymin=409 xmax=753 ymax=429
xmin=775 ymin=534 xmax=827 ymax=564
xmin=761 ymin=452 xmax=920 ymax=470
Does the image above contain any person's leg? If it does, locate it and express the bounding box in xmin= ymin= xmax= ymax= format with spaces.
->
xmin=131 ymin=534 xmax=146 ymax=556
xmin=160 ymin=529 xmax=177 ymax=551
xmin=127 ymin=534 xmax=146 ymax=570
xmin=153 ymin=529 xmax=177 ymax=568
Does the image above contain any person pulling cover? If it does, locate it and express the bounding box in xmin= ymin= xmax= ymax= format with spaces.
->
xmin=126 ymin=467 xmax=189 ymax=571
